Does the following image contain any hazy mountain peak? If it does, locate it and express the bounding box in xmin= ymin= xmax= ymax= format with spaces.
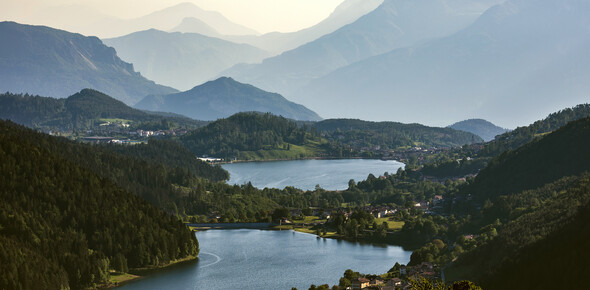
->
xmin=448 ymin=119 xmax=510 ymax=142
xmin=171 ymin=17 xmax=221 ymax=36
xmin=135 ymin=77 xmax=322 ymax=121
xmin=222 ymin=0 xmax=496 ymax=98
xmin=103 ymin=29 xmax=269 ymax=91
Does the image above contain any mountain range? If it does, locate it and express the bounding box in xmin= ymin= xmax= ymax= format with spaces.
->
xmin=103 ymin=29 xmax=270 ymax=91
xmin=31 ymin=2 xmax=259 ymax=39
xmin=0 ymin=21 xmax=176 ymax=105
xmin=222 ymin=0 xmax=502 ymax=99
xmin=296 ymin=0 xmax=590 ymax=128
xmin=218 ymin=0 xmax=384 ymax=55
xmin=135 ymin=77 xmax=322 ymax=121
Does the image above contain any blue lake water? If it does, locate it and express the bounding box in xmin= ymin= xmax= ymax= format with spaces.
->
xmin=222 ymin=159 xmax=404 ymax=190
xmin=118 ymin=229 xmax=412 ymax=290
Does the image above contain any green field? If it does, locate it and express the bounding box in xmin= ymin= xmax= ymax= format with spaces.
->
xmin=374 ymin=218 xmax=404 ymax=230
xmin=291 ymin=216 xmax=328 ymax=224
xmin=237 ymin=141 xmax=326 ymax=161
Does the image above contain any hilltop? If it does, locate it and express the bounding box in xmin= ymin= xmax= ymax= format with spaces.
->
xmin=448 ymin=119 xmax=509 ymax=142
xmin=135 ymin=77 xmax=322 ymax=121
xmin=0 ymin=89 xmax=205 ymax=132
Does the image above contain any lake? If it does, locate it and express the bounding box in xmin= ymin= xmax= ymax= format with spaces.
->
xmin=222 ymin=159 xmax=404 ymax=190
xmin=118 ymin=229 xmax=412 ymax=290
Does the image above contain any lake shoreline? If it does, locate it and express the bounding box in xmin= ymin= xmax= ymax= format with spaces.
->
xmin=220 ymin=156 xmax=398 ymax=165
xmin=187 ymin=223 xmax=417 ymax=251
xmin=105 ymin=255 xmax=199 ymax=289
xmin=222 ymin=158 xmax=405 ymax=191
xmin=115 ymin=229 xmax=412 ymax=289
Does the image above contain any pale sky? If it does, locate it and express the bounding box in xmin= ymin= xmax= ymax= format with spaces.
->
xmin=0 ymin=0 xmax=346 ymax=34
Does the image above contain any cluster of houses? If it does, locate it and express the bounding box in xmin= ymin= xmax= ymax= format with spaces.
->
xmin=288 ymin=206 xmax=399 ymax=222
xmin=350 ymin=262 xmax=438 ymax=290
xmin=77 ymin=128 xmax=191 ymax=145
xmin=130 ymin=129 xmax=188 ymax=137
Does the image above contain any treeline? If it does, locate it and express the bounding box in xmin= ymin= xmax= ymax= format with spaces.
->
xmin=404 ymin=117 xmax=590 ymax=289
xmin=181 ymin=112 xmax=321 ymax=158
xmin=467 ymin=116 xmax=590 ymax=200
xmin=479 ymin=103 xmax=590 ymax=157
xmin=0 ymin=120 xmax=198 ymax=289
xmin=417 ymin=103 xmax=590 ymax=178
xmin=102 ymin=139 xmax=229 ymax=182
xmin=313 ymin=119 xmax=483 ymax=151
xmin=0 ymin=90 xmax=205 ymax=131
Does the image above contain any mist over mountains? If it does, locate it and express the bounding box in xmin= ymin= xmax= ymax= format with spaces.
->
xmin=1 ymin=0 xmax=587 ymax=129
xmin=295 ymin=0 xmax=590 ymax=128
xmin=103 ymin=29 xmax=269 ymax=91
xmin=32 ymin=2 xmax=259 ymax=39
xmin=222 ymin=0 xmax=503 ymax=99
xmin=219 ymin=0 xmax=384 ymax=54
xmin=0 ymin=21 xmax=176 ymax=105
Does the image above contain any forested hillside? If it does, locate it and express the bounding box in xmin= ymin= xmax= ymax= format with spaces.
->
xmin=314 ymin=119 xmax=482 ymax=149
xmin=479 ymin=104 xmax=590 ymax=156
xmin=0 ymin=120 xmax=198 ymax=289
xmin=420 ymin=104 xmax=590 ymax=178
xmin=0 ymin=90 xmax=205 ymax=131
xmin=468 ymin=116 xmax=590 ymax=200
xmin=102 ymin=139 xmax=228 ymax=182
xmin=403 ymin=116 xmax=590 ymax=289
xmin=180 ymin=113 xmax=483 ymax=161
xmin=448 ymin=175 xmax=590 ymax=289
xmin=181 ymin=112 xmax=325 ymax=160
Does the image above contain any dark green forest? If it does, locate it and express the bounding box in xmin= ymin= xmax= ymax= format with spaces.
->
xmin=404 ymin=116 xmax=590 ymax=289
xmin=449 ymin=175 xmax=590 ymax=289
xmin=0 ymin=120 xmax=198 ymax=289
xmin=0 ymin=90 xmax=205 ymax=131
xmin=479 ymin=104 xmax=590 ymax=157
xmin=180 ymin=112 xmax=321 ymax=158
xmin=101 ymin=139 xmax=229 ymax=182
xmin=313 ymin=119 xmax=483 ymax=150
xmin=418 ymin=103 xmax=590 ymax=178
xmin=180 ymin=113 xmax=483 ymax=160
xmin=467 ymin=116 xmax=590 ymax=200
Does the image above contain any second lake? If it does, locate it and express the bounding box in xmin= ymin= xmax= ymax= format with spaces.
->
xmin=222 ymin=159 xmax=405 ymax=191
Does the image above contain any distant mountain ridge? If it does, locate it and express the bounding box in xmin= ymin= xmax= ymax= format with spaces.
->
xmin=223 ymin=0 xmax=501 ymax=98
xmin=298 ymin=0 xmax=590 ymax=128
xmin=219 ymin=0 xmax=384 ymax=54
xmin=33 ymin=2 xmax=259 ymax=38
xmin=0 ymin=21 xmax=176 ymax=105
xmin=448 ymin=119 xmax=509 ymax=142
xmin=135 ymin=77 xmax=322 ymax=121
xmin=103 ymin=29 xmax=270 ymax=91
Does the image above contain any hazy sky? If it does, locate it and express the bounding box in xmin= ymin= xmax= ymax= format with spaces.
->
xmin=0 ymin=0 xmax=346 ymax=33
